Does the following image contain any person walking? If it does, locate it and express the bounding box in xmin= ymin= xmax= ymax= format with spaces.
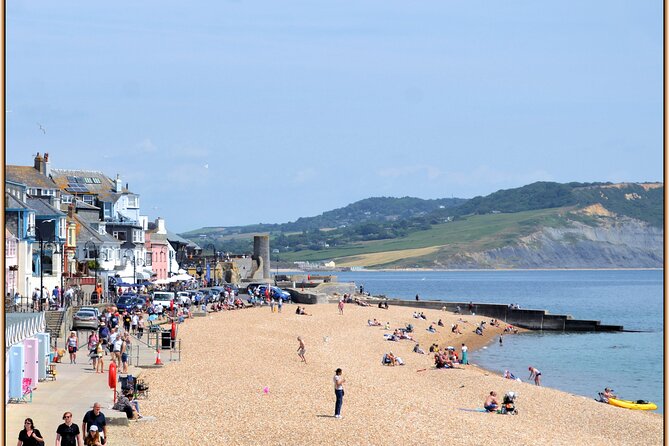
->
xmin=297 ymin=337 xmax=307 ymax=364
xmin=56 ymin=411 xmax=82 ymax=446
xmin=277 ymin=298 xmax=283 ymax=313
xmin=17 ymin=417 xmax=45 ymax=446
xmin=333 ymin=368 xmax=345 ymax=418
xmin=82 ymin=402 xmax=107 ymax=445
xmin=87 ymin=332 xmax=99 ymax=371
xmin=338 ymin=298 xmax=344 ymax=315
xmin=67 ymin=332 xmax=78 ymax=364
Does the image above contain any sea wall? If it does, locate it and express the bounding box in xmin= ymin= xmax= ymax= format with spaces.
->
xmin=356 ymin=298 xmax=622 ymax=332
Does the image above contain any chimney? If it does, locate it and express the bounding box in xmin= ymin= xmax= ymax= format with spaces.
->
xmin=33 ymin=152 xmax=46 ymax=174
xmin=43 ymin=152 xmax=51 ymax=176
xmin=156 ymin=218 xmax=166 ymax=234
xmin=67 ymin=203 xmax=75 ymax=218
xmin=115 ymin=174 xmax=122 ymax=193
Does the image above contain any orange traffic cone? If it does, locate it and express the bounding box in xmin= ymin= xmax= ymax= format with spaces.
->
xmin=154 ymin=348 xmax=163 ymax=365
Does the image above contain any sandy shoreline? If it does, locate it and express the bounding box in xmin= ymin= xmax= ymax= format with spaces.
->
xmin=113 ymin=302 xmax=662 ymax=446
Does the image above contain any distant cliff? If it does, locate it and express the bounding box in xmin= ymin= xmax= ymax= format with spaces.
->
xmin=431 ymin=217 xmax=663 ymax=269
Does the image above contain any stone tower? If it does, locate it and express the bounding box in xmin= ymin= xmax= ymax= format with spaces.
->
xmin=253 ymin=235 xmax=270 ymax=279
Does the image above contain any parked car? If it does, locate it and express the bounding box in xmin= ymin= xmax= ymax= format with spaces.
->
xmin=116 ymin=294 xmax=141 ymax=312
xmin=152 ymin=290 xmax=175 ymax=307
xmin=79 ymin=306 xmax=100 ymax=320
xmin=255 ymin=285 xmax=291 ymax=302
xmin=176 ymin=291 xmax=192 ymax=306
xmin=72 ymin=308 xmax=100 ymax=331
xmin=114 ymin=293 xmax=137 ymax=305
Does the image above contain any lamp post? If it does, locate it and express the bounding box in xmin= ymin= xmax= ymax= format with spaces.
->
xmin=84 ymin=240 xmax=99 ymax=294
xmin=32 ymin=219 xmax=53 ymax=312
xmin=124 ymin=249 xmax=145 ymax=287
xmin=51 ymin=243 xmax=65 ymax=309
xmin=205 ymin=244 xmax=216 ymax=286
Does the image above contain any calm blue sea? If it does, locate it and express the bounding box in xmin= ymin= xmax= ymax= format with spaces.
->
xmin=323 ymin=270 xmax=664 ymax=413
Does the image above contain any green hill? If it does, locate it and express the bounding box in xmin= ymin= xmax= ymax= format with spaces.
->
xmin=179 ymin=181 xmax=663 ymax=269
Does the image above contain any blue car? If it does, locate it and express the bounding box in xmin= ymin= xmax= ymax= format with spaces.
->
xmin=256 ymin=285 xmax=291 ymax=302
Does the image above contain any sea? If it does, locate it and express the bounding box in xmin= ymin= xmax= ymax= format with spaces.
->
xmin=313 ymin=269 xmax=664 ymax=413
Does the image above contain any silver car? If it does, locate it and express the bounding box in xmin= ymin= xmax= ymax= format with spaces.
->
xmin=72 ymin=309 xmax=100 ymax=331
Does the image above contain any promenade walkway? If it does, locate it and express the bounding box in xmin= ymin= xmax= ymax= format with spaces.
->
xmin=5 ymin=329 xmax=164 ymax=446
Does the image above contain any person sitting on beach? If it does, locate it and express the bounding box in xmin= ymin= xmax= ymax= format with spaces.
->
xmin=437 ymin=319 xmax=444 ymax=327
xmin=475 ymin=326 xmax=483 ymax=336
xmin=297 ymin=307 xmax=312 ymax=316
xmin=383 ymin=352 xmax=398 ymax=366
xmin=413 ymin=343 xmax=425 ymax=354
xmin=429 ymin=343 xmax=439 ymax=353
xmin=484 ymin=391 xmax=499 ymax=412
xmin=383 ymin=301 xmax=389 ymax=309
xmin=434 ymin=352 xmax=453 ymax=369
xmin=113 ymin=389 xmax=141 ymax=419
xmin=413 ymin=312 xmax=420 ymax=319
xmin=451 ymin=324 xmax=462 ymax=335
xmin=420 ymin=312 xmax=427 ymax=320
xmin=384 ymin=322 xmax=391 ymax=330
xmin=598 ymin=387 xmax=617 ymax=403
xmin=405 ymin=323 xmax=414 ymax=333
xmin=427 ymin=324 xmax=436 ymax=333
xmin=503 ymin=370 xmax=519 ymax=381
xmin=455 ymin=305 xmax=461 ymax=314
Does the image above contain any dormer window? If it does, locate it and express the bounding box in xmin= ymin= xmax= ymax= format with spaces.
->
xmin=127 ymin=195 xmax=139 ymax=208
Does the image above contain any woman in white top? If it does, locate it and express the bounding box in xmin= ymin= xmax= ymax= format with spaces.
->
xmin=66 ymin=332 xmax=78 ymax=364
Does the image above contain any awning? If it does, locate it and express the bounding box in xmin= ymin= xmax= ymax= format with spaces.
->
xmin=135 ymin=271 xmax=151 ymax=280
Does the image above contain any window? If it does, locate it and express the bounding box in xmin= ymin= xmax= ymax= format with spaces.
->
xmin=132 ymin=229 xmax=144 ymax=243
xmin=62 ymin=195 xmax=73 ymax=203
xmin=103 ymin=202 xmax=112 ymax=219
xmin=83 ymin=195 xmax=94 ymax=205
xmin=113 ymin=231 xmax=127 ymax=241
xmin=127 ymin=195 xmax=138 ymax=208
xmin=27 ymin=214 xmax=35 ymax=237
xmin=92 ymin=177 xmax=101 ymax=184
xmin=67 ymin=224 xmax=76 ymax=247
xmin=42 ymin=189 xmax=56 ymax=196
xmin=27 ymin=188 xmax=38 ymax=196
xmin=6 ymin=238 xmax=16 ymax=257
xmin=59 ymin=218 xmax=66 ymax=239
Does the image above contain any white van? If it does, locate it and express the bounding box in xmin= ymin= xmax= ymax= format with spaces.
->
xmin=152 ymin=291 xmax=175 ymax=308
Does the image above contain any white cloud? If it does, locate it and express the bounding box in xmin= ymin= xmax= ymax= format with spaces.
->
xmin=376 ymin=165 xmax=442 ymax=181
xmin=136 ymin=138 xmax=157 ymax=153
xmin=446 ymin=165 xmax=554 ymax=191
xmin=293 ymin=168 xmax=317 ymax=184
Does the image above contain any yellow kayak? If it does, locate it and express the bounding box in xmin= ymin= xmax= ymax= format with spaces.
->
xmin=608 ymin=397 xmax=657 ymax=411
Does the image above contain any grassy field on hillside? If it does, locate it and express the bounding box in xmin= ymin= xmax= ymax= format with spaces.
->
xmin=280 ymin=207 xmax=570 ymax=263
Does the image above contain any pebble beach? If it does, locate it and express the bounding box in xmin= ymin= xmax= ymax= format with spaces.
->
xmin=113 ymin=302 xmax=663 ymax=446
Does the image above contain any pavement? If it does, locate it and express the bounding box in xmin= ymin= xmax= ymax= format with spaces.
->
xmin=5 ymin=328 xmax=167 ymax=446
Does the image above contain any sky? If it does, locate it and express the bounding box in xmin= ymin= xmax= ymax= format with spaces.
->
xmin=6 ymin=1 xmax=663 ymax=233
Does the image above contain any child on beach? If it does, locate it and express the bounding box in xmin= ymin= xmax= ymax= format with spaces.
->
xmin=297 ymin=337 xmax=307 ymax=364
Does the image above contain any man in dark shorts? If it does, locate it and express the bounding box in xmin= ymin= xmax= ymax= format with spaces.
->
xmin=82 ymin=402 xmax=107 ymax=444
xmin=56 ymin=411 xmax=82 ymax=446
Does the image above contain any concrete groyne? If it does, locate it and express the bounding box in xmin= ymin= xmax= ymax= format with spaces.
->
xmin=287 ymin=286 xmax=623 ymax=332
